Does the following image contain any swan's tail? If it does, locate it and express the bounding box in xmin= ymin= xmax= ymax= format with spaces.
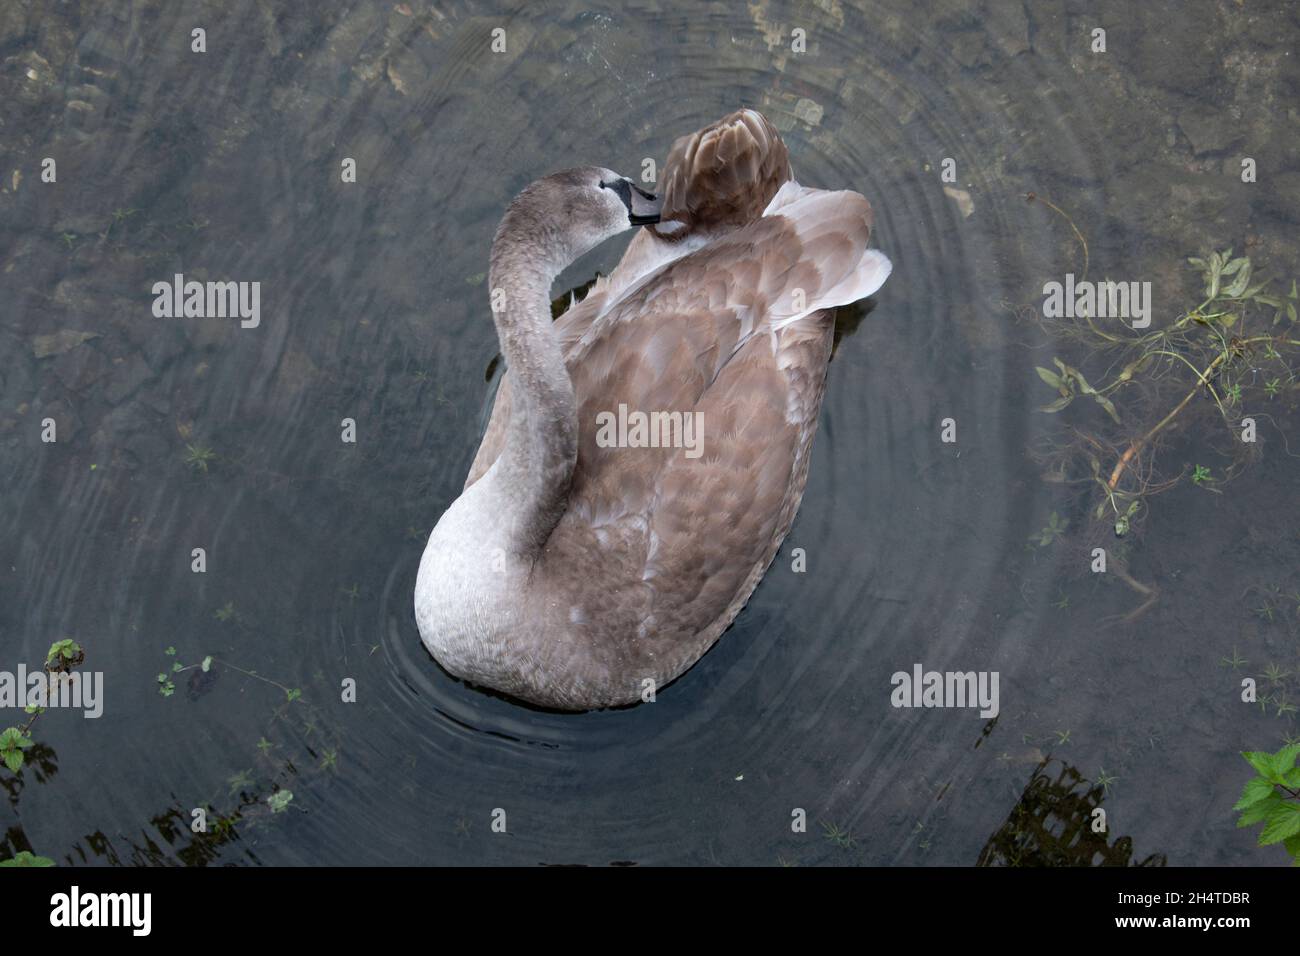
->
xmin=761 ymin=182 xmax=893 ymax=332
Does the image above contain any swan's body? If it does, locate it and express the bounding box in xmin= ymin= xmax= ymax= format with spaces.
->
xmin=415 ymin=110 xmax=891 ymax=709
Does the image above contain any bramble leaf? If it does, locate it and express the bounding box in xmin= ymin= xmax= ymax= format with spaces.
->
xmin=1259 ymin=802 xmax=1300 ymax=845
xmin=1234 ymin=776 xmax=1276 ymax=811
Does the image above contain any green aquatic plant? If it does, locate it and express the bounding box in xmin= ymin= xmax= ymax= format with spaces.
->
xmin=1029 ymin=511 xmax=1068 ymax=547
xmin=183 ymin=443 xmax=216 ymax=473
xmin=4 ymin=640 xmax=89 ymax=773
xmin=1220 ymin=647 xmax=1248 ymax=670
xmin=1027 ymin=243 xmax=1299 ymax=619
xmin=1263 ymin=663 xmax=1292 ymax=687
xmin=0 ymin=851 xmax=55 ymax=867
xmin=1234 ymin=743 xmax=1300 ymax=865
xmin=1034 ymin=357 xmax=1120 ymax=422
xmin=1094 ymin=768 xmax=1118 ymax=795
xmin=0 ymin=727 xmax=34 ymax=773
xmin=45 ymin=639 xmax=83 ymax=670
xmin=820 ymin=820 xmax=856 ymax=849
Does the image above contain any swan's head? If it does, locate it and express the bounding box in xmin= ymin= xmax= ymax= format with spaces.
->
xmin=648 ymin=109 xmax=792 ymax=242
xmin=494 ymin=167 xmax=663 ymax=271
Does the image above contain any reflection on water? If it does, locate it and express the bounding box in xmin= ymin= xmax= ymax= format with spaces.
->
xmin=978 ymin=757 xmax=1165 ymax=867
xmin=0 ymin=0 xmax=1296 ymax=865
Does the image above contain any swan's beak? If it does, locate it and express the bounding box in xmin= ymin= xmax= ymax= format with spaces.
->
xmin=627 ymin=181 xmax=663 ymax=226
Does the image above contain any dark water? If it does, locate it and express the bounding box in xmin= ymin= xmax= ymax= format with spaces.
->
xmin=1 ymin=0 xmax=1297 ymax=866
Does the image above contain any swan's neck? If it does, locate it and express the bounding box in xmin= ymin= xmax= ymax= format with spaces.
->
xmin=486 ymin=238 xmax=576 ymax=556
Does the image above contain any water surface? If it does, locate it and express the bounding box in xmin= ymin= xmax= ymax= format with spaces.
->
xmin=1 ymin=0 xmax=1297 ymax=865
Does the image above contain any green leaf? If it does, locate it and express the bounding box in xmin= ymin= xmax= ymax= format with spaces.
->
xmin=1237 ymin=793 xmax=1282 ymax=826
xmin=1284 ymin=834 xmax=1300 ymax=861
xmin=1220 ymin=257 xmax=1247 ymax=277
xmin=1058 ymin=361 xmax=1097 ymax=396
xmin=1093 ymin=393 xmax=1121 ymax=424
xmin=1234 ymin=776 xmax=1276 ymax=810
xmin=267 ymin=790 xmax=294 ymax=813
xmin=1038 ymin=396 xmax=1073 ymax=413
xmin=45 ymin=639 xmax=79 ymax=666
xmin=1222 ymin=260 xmax=1252 ymax=298
xmin=1035 ymin=366 xmax=1064 ymax=389
xmin=2 ymin=751 xmax=23 ymax=773
xmin=0 ymin=851 xmax=55 ymax=867
xmin=1268 ymin=743 xmax=1300 ymax=780
xmin=201 ymin=656 xmax=213 ymax=673
xmin=1243 ymin=750 xmax=1278 ymax=780
xmin=1259 ymin=802 xmax=1300 ymax=845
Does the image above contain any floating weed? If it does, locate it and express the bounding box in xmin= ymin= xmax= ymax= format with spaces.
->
xmin=153 ymin=644 xmax=335 ymax=849
xmin=6 ymin=641 xmax=89 ymax=771
xmin=820 ymin=820 xmax=856 ymax=849
xmin=45 ymin=639 xmax=83 ymax=670
xmin=1094 ymin=768 xmax=1119 ymax=795
xmin=0 ymin=851 xmax=55 ymax=867
xmin=0 ymin=727 xmax=34 ymax=773
xmin=1263 ymin=663 xmax=1292 ymax=687
xmin=183 ymin=443 xmax=217 ymax=473
xmin=1220 ymin=647 xmax=1248 ymax=670
xmin=227 ymin=769 xmax=254 ymax=795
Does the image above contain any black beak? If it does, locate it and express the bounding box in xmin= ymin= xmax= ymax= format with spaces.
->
xmin=627 ymin=181 xmax=663 ymax=225
xmin=605 ymin=178 xmax=662 ymax=225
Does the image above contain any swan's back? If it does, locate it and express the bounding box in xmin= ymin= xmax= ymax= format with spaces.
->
xmin=517 ymin=184 xmax=891 ymax=707
xmin=464 ymin=109 xmax=793 ymax=490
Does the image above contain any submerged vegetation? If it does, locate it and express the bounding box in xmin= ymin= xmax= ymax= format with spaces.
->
xmin=1024 ymin=209 xmax=1299 ymax=619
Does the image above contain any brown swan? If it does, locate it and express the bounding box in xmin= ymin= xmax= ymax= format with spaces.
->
xmin=415 ymin=110 xmax=891 ymax=709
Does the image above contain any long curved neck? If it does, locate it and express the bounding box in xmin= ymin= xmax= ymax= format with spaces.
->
xmin=486 ymin=232 xmax=576 ymax=557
